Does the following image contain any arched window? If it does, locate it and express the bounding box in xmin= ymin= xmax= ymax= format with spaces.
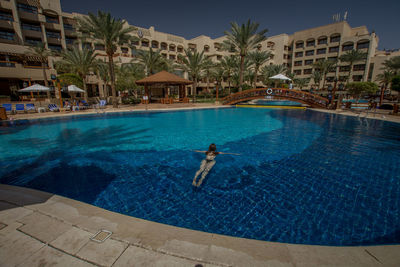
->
xmin=342 ymin=41 xmax=354 ymax=51
xmin=357 ymin=39 xmax=370 ymax=50
xmin=169 ymin=44 xmax=176 ymax=52
xmin=295 ymin=40 xmax=304 ymax=49
xmin=151 ymin=40 xmax=159 ymax=49
xmin=330 ymin=33 xmax=341 ymax=43
xmin=161 ymin=42 xmax=167 ymax=50
xmin=306 ymin=38 xmax=315 ymax=47
xmin=317 ymin=36 xmax=328 ymax=45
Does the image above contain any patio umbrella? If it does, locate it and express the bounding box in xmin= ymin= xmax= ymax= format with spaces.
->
xmin=67 ymin=85 xmax=85 ymax=93
xmin=269 ymin=74 xmax=292 ymax=88
xmin=18 ymin=84 xmax=50 ymax=92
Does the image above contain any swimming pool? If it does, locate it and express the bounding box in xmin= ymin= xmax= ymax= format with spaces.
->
xmin=1 ymin=108 xmax=399 ymax=246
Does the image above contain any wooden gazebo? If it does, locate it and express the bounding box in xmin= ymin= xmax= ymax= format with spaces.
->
xmin=136 ymin=71 xmax=192 ymax=104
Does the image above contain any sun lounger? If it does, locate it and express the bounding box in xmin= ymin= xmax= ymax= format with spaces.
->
xmin=2 ymin=104 xmax=13 ymax=114
xmin=48 ymin=103 xmax=59 ymax=112
xmin=99 ymin=100 xmax=106 ymax=108
xmin=15 ymin=104 xmax=25 ymax=113
xmin=26 ymin=103 xmax=36 ymax=113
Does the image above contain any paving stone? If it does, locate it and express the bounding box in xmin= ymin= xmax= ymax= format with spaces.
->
xmin=76 ymin=237 xmax=128 ymax=266
xmin=0 ymin=205 xmax=33 ymax=224
xmin=20 ymin=245 xmax=95 ymax=267
xmin=0 ymin=221 xmax=23 ymax=236
xmin=113 ymin=245 xmax=216 ymax=267
xmin=0 ymin=229 xmax=45 ymax=266
xmin=18 ymin=212 xmax=72 ymax=243
xmin=0 ymin=223 xmax=6 ymax=230
xmin=50 ymin=227 xmax=93 ymax=255
xmin=365 ymin=245 xmax=400 ymax=266
xmin=286 ymin=244 xmax=377 ymax=267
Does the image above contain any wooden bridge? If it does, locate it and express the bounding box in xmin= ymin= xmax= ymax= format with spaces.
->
xmin=221 ymin=88 xmax=329 ymax=108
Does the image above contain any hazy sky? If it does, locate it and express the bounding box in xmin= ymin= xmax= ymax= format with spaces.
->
xmin=61 ymin=0 xmax=400 ymax=50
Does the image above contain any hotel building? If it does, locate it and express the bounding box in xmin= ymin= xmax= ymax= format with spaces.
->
xmin=0 ymin=0 xmax=396 ymax=100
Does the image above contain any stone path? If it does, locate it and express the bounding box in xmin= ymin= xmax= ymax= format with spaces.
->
xmin=1 ymin=184 xmax=399 ymax=266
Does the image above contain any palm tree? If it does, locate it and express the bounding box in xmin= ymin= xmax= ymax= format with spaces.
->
xmin=202 ymin=59 xmax=215 ymax=92
xmin=310 ymin=71 xmax=322 ymax=90
xmin=223 ymin=20 xmax=268 ymax=91
xmin=339 ymin=50 xmax=367 ymax=83
xmin=77 ymin=11 xmax=137 ymax=107
xmin=294 ymin=78 xmax=309 ymax=90
xmin=28 ymin=43 xmax=52 ymax=98
xmin=178 ymin=49 xmax=207 ymax=102
xmin=248 ymin=50 xmax=272 ymax=88
xmin=261 ymin=64 xmax=288 ymax=86
xmin=57 ymin=47 xmax=98 ymax=101
xmin=135 ymin=47 xmax=166 ymax=76
xmin=116 ymin=63 xmax=145 ymax=98
xmin=376 ymin=70 xmax=395 ymax=106
xmin=96 ymin=60 xmax=111 ymax=97
xmin=313 ymin=59 xmax=337 ymax=89
xmin=382 ymin=56 xmax=400 ymax=74
xmin=219 ymin=56 xmax=236 ymax=94
xmin=211 ymin=65 xmax=225 ymax=100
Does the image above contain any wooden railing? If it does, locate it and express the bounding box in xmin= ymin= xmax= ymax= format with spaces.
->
xmin=221 ymin=88 xmax=329 ymax=108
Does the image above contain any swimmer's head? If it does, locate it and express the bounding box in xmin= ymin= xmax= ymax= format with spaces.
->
xmin=208 ymin=143 xmax=217 ymax=152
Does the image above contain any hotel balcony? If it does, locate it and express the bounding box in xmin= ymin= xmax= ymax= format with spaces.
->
xmin=18 ymin=10 xmax=40 ymax=22
xmin=0 ymin=1 xmax=13 ymax=10
xmin=44 ymin=22 xmax=61 ymax=31
xmin=22 ymin=29 xmax=42 ymax=39
xmin=0 ymin=20 xmax=14 ymax=31
xmin=0 ymin=61 xmax=56 ymax=80
xmin=47 ymin=37 xmax=61 ymax=45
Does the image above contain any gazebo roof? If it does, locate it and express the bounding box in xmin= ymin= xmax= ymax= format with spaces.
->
xmin=136 ymin=71 xmax=193 ymax=85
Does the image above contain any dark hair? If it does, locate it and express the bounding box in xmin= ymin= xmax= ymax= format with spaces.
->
xmin=208 ymin=143 xmax=217 ymax=152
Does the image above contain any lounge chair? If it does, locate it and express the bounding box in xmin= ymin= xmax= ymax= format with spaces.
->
xmin=15 ymin=104 xmax=25 ymax=113
xmin=81 ymin=100 xmax=90 ymax=108
xmin=26 ymin=103 xmax=36 ymax=113
xmin=2 ymin=103 xmax=13 ymax=114
xmin=99 ymin=100 xmax=106 ymax=109
xmin=48 ymin=103 xmax=59 ymax=112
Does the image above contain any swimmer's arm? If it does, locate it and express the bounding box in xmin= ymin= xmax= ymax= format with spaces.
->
xmin=192 ymin=150 xmax=207 ymax=153
xmin=218 ymin=152 xmax=241 ymax=155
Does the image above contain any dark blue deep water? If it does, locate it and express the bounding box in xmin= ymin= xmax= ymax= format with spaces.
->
xmin=1 ymin=108 xmax=399 ymax=246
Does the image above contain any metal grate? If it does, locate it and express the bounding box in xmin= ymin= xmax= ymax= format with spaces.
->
xmin=90 ymin=229 xmax=112 ymax=243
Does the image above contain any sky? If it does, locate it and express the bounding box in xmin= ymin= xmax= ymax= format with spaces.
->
xmin=61 ymin=0 xmax=400 ymax=50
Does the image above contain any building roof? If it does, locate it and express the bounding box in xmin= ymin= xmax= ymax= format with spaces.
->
xmin=136 ymin=71 xmax=193 ymax=85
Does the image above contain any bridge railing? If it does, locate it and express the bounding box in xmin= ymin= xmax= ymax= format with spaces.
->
xmin=221 ymin=88 xmax=329 ymax=108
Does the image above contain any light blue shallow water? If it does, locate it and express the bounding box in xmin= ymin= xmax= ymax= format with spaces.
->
xmin=0 ymin=108 xmax=399 ymax=246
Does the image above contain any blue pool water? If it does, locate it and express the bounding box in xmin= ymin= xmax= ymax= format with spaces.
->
xmin=1 ymin=108 xmax=399 ymax=246
xmin=254 ymin=100 xmax=303 ymax=106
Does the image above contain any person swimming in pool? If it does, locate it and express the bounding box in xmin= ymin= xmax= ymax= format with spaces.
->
xmin=192 ymin=144 xmax=239 ymax=187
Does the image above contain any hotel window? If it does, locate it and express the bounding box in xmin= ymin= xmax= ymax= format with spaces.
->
xmin=305 ymin=50 xmax=314 ymax=56
xmin=342 ymin=43 xmax=354 ymax=51
xmin=204 ymin=45 xmax=210 ymax=52
xmin=82 ymin=43 xmax=92 ymax=50
xmin=217 ymin=55 xmax=222 ymax=60
xmin=294 ymin=61 xmax=302 ymax=66
xmin=95 ymin=44 xmax=105 ymax=51
xmin=357 ymin=41 xmax=369 ymax=49
xmin=65 ymin=37 xmax=76 ymax=45
xmin=21 ymin=22 xmax=41 ymax=32
xmin=0 ymin=11 xmax=13 ymax=21
xmin=317 ymin=48 xmax=326 ymax=55
xmin=141 ymin=40 xmax=149 ymax=47
xmin=25 ymin=37 xmax=41 ymax=45
xmin=132 ymin=40 xmax=139 ymax=46
xmin=352 ymin=75 xmax=363 ymax=81
xmin=161 ymin=53 xmax=167 ymax=58
xmin=283 ymin=54 xmax=287 ymax=59
xmin=45 ymin=15 xmax=58 ymax=24
xmin=329 ymin=46 xmax=339 ymax=53
xmin=306 ymin=40 xmax=315 ymax=47
xmin=284 ymin=45 xmax=288 ymax=51
xmin=177 ymin=46 xmax=183 ymax=53
xmin=64 ymin=23 xmax=74 ymax=31
xmin=318 ymin=38 xmax=327 ymax=45
xmin=326 ymin=76 xmax=335 ymax=82
xmin=295 ymin=41 xmax=304 ymax=49
xmin=46 ymin=30 xmax=61 ymax=39
xmin=316 ymin=58 xmax=325 ymax=62
xmin=330 ymin=34 xmax=340 ymax=43
xmin=151 ymin=41 xmax=159 ymax=49
xmin=169 ymin=45 xmax=175 ymax=52
xmin=17 ymin=3 xmax=38 ymax=14
xmin=0 ymin=30 xmax=14 ymax=40
xmin=304 ymin=69 xmax=312 ymax=74
xmin=295 ymin=52 xmax=303 ymax=58
xmin=160 ymin=43 xmax=167 ymax=50
xmin=339 ymin=66 xmax=350 ymax=72
xmin=48 ymin=44 xmax=62 ymax=52
xmin=294 ymin=69 xmax=301 ymax=75
xmin=353 ymin=64 xmax=366 ymax=71
xmin=304 ymin=59 xmax=313 ymax=65
xmin=121 ymin=47 xmax=129 ymax=54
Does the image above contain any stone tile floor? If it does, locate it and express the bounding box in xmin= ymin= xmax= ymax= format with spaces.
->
xmin=0 ymin=184 xmax=399 ymax=266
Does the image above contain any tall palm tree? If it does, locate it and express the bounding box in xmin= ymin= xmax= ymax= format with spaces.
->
xmin=248 ymin=50 xmax=272 ymax=88
xmin=77 ymin=11 xmax=137 ymax=107
xmin=223 ymin=20 xmax=268 ymax=91
xmin=376 ymin=70 xmax=395 ymax=106
xmin=96 ymin=60 xmax=111 ymax=97
xmin=219 ymin=55 xmax=236 ymax=94
xmin=203 ymin=58 xmax=214 ymax=92
xmin=178 ymin=49 xmax=207 ymax=102
xmin=211 ymin=65 xmax=225 ymax=100
xmin=135 ymin=47 xmax=166 ymax=76
xmin=57 ymin=47 xmax=98 ymax=101
xmin=382 ymin=56 xmax=400 ymax=74
xmin=313 ymin=59 xmax=337 ymax=89
xmin=339 ymin=50 xmax=367 ymax=83
xmin=310 ymin=71 xmax=322 ymax=90
xmin=28 ymin=43 xmax=52 ymax=98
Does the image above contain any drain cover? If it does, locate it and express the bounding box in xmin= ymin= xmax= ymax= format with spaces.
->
xmin=90 ymin=229 xmax=112 ymax=243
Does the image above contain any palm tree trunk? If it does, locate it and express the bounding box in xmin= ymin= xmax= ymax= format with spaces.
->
xmin=228 ymin=77 xmax=231 ymax=95
xmin=379 ymin=84 xmax=385 ymax=106
xmin=348 ymin=63 xmax=353 ymax=83
xmin=193 ymin=77 xmax=197 ymax=103
xmin=253 ymin=66 xmax=258 ymax=88
xmin=108 ymin=54 xmax=117 ymax=108
xmin=322 ymin=73 xmax=327 ymax=90
xmin=239 ymin=55 xmax=245 ymax=91
xmin=206 ymin=73 xmax=210 ymax=92
xmin=82 ymin=75 xmax=88 ymax=102
xmin=42 ymin=63 xmax=50 ymax=99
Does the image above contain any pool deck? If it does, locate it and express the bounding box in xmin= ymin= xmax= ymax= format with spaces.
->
xmin=1 ymin=184 xmax=400 ymax=267
xmin=1 ymin=104 xmax=400 ymax=266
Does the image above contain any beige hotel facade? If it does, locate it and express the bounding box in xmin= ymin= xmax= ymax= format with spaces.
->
xmin=0 ymin=0 xmax=398 ymax=99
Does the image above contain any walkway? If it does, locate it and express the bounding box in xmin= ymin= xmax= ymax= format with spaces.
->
xmin=1 ymin=184 xmax=399 ymax=267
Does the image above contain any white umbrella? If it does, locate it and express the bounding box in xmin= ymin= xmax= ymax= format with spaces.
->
xmin=18 ymin=84 xmax=50 ymax=92
xmin=269 ymin=74 xmax=292 ymax=81
xmin=67 ymin=85 xmax=85 ymax=93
